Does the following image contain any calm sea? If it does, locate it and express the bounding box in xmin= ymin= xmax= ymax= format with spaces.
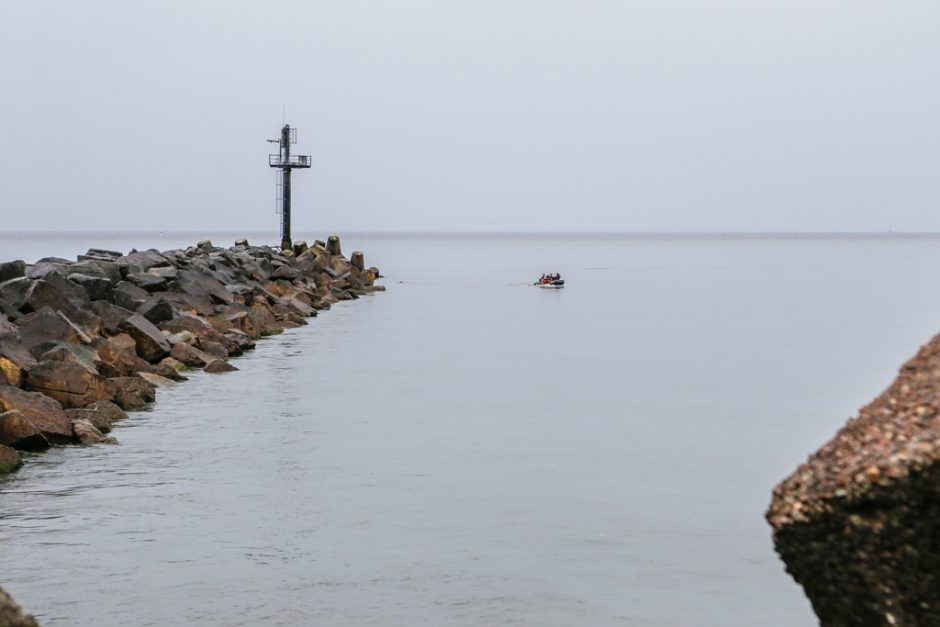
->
xmin=3 ymin=232 xmax=940 ymax=626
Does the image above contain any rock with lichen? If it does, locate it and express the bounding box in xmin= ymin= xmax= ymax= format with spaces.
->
xmin=0 ymin=585 xmax=39 ymax=626
xmin=768 ymin=332 xmax=940 ymax=625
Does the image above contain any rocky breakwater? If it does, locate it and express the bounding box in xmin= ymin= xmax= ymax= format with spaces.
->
xmin=0 ymin=236 xmax=383 ymax=473
xmin=768 ymin=333 xmax=940 ymax=625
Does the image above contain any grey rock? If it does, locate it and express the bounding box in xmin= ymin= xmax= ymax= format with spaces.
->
xmin=0 ymin=260 xmax=26 ymax=283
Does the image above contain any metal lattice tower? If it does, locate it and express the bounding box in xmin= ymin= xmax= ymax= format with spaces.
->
xmin=268 ymin=124 xmax=311 ymax=252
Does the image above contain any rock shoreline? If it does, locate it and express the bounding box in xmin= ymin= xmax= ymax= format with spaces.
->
xmin=0 ymin=235 xmax=382 ymax=622
xmin=768 ymin=333 xmax=940 ymax=625
xmin=0 ymin=235 xmax=382 ymax=464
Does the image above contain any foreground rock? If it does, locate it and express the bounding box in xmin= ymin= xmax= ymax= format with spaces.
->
xmin=768 ymin=332 xmax=940 ymax=625
xmin=0 ymin=236 xmax=381 ymax=475
xmin=0 ymin=586 xmax=39 ymax=626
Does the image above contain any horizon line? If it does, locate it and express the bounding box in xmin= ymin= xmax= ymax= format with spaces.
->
xmin=2 ymin=229 xmax=939 ymax=236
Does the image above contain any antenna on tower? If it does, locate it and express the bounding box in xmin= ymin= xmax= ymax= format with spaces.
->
xmin=268 ymin=123 xmax=311 ymax=252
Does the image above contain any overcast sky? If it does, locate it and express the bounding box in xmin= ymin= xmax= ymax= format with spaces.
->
xmin=1 ymin=1 xmax=938 ymax=233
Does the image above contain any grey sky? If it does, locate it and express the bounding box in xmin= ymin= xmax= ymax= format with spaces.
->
xmin=1 ymin=1 xmax=938 ymax=233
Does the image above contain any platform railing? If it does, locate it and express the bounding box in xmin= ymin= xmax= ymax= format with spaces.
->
xmin=268 ymin=154 xmax=311 ymax=168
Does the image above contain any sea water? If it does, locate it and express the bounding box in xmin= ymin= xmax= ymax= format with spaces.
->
xmin=3 ymin=232 xmax=940 ymax=626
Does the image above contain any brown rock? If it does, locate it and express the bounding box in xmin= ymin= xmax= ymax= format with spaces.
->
xmin=0 ymin=444 xmax=22 ymax=474
xmin=204 ymin=359 xmax=238 ymax=373
xmin=158 ymin=356 xmax=187 ymax=371
xmin=197 ymin=339 xmax=229 ymax=360
xmin=159 ymin=312 xmax=224 ymax=343
xmin=223 ymin=330 xmax=255 ymax=353
xmin=0 ymin=337 xmax=35 ymax=387
xmin=69 ymin=399 xmax=128 ymax=432
xmin=285 ymin=295 xmax=315 ymax=317
xmin=0 ymin=409 xmax=49 ymax=450
xmin=153 ymin=361 xmax=188 ymax=381
xmin=93 ymin=333 xmax=153 ymax=378
xmin=25 ymin=360 xmax=112 ymax=409
xmin=119 ymin=314 xmax=171 ymax=363
xmin=768 ymin=331 xmax=940 ymax=625
xmin=248 ymin=302 xmax=281 ymax=336
xmin=0 ymin=585 xmax=40 ymax=626
xmin=0 ymin=384 xmax=72 ymax=443
xmin=165 ymin=330 xmax=196 ymax=346
xmin=169 ymin=343 xmax=215 ymax=368
xmin=224 ymin=311 xmax=260 ymax=339
xmin=108 ymin=376 xmax=156 ymax=410
xmin=71 ymin=418 xmax=117 ymax=445
xmin=136 ymin=371 xmax=177 ymax=388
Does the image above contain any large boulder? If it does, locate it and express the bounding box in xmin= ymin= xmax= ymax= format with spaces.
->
xmin=169 ymin=343 xmax=215 ymax=368
xmin=126 ymin=272 xmax=168 ymax=293
xmin=154 ymin=290 xmax=213 ymax=316
xmin=119 ymin=314 xmax=171 ymax=363
xmin=0 ymin=384 xmax=72 ymax=443
xmin=68 ymin=273 xmax=113 ymax=301
xmin=768 ymin=332 xmax=940 ymax=626
xmin=137 ymin=298 xmax=175 ymax=324
xmin=0 ymin=261 xmax=26 ymax=283
xmin=93 ymin=334 xmax=152 ymax=378
xmin=15 ymin=308 xmax=91 ymax=349
xmin=90 ymin=300 xmax=133 ymax=336
xmin=224 ymin=311 xmax=260 ymax=339
xmin=112 ymin=280 xmax=150 ymax=311
xmin=248 ymin=302 xmax=281 ymax=336
xmin=25 ymin=360 xmax=112 ymax=409
xmin=37 ymin=342 xmax=101 ymax=374
xmin=116 ymin=249 xmax=171 ymax=272
xmin=20 ymin=275 xmax=84 ymax=314
xmin=174 ymin=268 xmax=234 ymax=305
xmin=0 ymin=410 xmax=49 ymax=450
xmin=0 ymin=586 xmax=39 ymax=627
xmin=0 ymin=277 xmax=33 ymax=311
xmin=70 ymin=259 xmax=123 ymax=285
